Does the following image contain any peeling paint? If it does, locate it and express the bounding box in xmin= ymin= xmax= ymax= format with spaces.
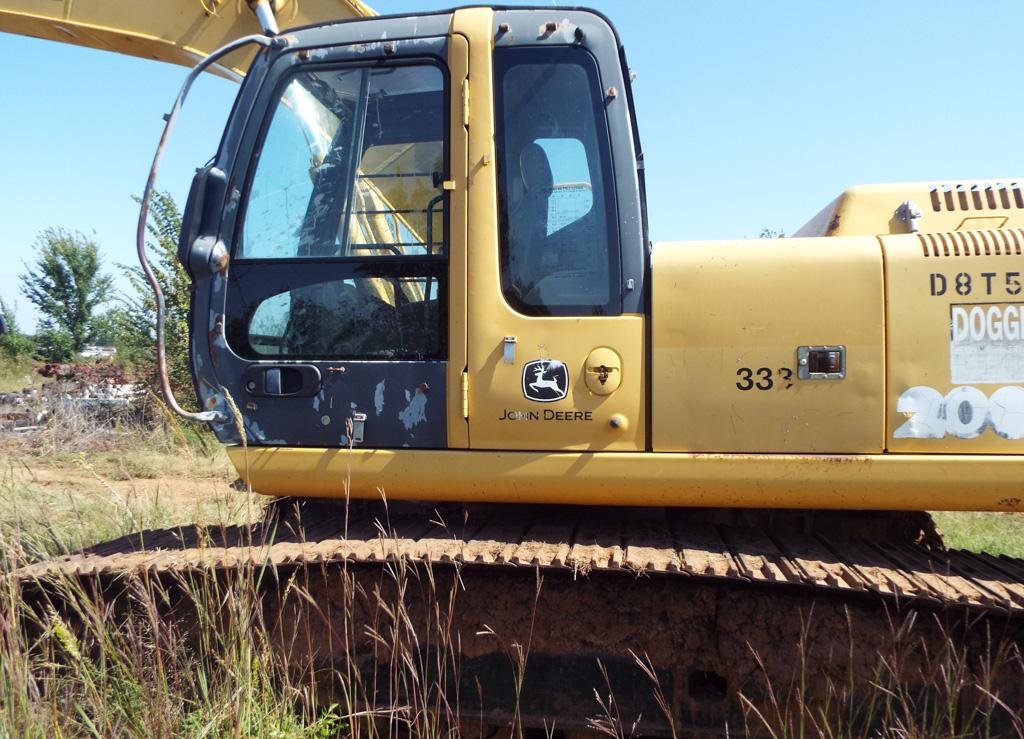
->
xmin=374 ymin=380 xmax=386 ymax=416
xmin=247 ymin=419 xmax=266 ymax=442
xmin=398 ymin=387 xmax=428 ymax=431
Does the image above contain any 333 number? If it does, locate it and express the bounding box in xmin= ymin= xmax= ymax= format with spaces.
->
xmin=894 ymin=386 xmax=1024 ymax=440
xmin=736 ymin=367 xmax=793 ymax=391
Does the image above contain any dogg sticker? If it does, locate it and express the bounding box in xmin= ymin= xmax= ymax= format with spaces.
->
xmin=950 ymin=303 xmax=1024 ymax=384
xmin=522 ymin=359 xmax=568 ymax=403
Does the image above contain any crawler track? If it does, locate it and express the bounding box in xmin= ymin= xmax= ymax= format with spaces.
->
xmin=17 ymin=503 xmax=1024 ymax=614
xmin=14 ymin=502 xmax=1024 ymax=735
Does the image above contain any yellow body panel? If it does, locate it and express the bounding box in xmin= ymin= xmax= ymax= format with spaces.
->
xmin=229 ymin=446 xmax=1024 ymax=512
xmin=883 ymin=230 xmax=1024 ymax=453
xmin=0 ymin=0 xmax=373 ymax=77
xmin=652 ymin=237 xmax=885 ymax=453
xmin=795 ymin=180 xmax=1024 ymax=238
xmin=455 ymin=8 xmax=646 ymax=451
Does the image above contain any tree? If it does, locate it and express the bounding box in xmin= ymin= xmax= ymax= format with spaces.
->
xmin=112 ymin=191 xmax=194 ymax=404
xmin=20 ymin=228 xmax=113 ymax=359
xmin=0 ymin=298 xmax=35 ymax=361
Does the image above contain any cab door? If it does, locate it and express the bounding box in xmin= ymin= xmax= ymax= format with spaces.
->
xmin=462 ymin=22 xmax=645 ymax=451
xmin=193 ymin=34 xmax=460 ymax=449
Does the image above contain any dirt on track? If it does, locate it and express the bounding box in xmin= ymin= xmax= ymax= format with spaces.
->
xmin=22 ymin=522 xmax=1024 ymax=736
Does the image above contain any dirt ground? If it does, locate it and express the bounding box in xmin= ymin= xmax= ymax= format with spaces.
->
xmin=0 ymin=430 xmax=261 ymax=559
xmin=13 ymin=463 xmax=235 ymax=505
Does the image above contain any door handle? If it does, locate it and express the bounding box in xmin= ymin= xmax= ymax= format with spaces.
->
xmin=243 ymin=364 xmax=322 ymax=397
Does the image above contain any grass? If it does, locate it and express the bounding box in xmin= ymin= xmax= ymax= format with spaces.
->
xmin=2 ymin=395 xmax=1024 ymax=737
xmin=0 ymin=451 xmax=242 ymax=560
xmin=0 ymin=355 xmax=40 ymax=393
xmin=932 ymin=511 xmax=1024 ymax=558
xmin=0 ymin=395 xmax=242 ymax=560
xmin=0 ymin=400 xmax=345 ymax=737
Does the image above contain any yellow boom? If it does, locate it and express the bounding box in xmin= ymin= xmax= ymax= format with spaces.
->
xmin=0 ymin=0 xmax=375 ymax=77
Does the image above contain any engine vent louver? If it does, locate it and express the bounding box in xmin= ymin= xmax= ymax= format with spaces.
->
xmin=929 ymin=181 xmax=1024 ymax=212
xmin=918 ymin=228 xmax=1024 ymax=257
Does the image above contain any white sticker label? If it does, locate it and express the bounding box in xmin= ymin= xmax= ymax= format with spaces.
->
xmin=950 ymin=303 xmax=1024 ymax=384
xmin=894 ymin=385 xmax=1024 ymax=440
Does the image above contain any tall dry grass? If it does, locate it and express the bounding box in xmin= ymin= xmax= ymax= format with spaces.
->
xmin=0 ymin=398 xmax=505 ymax=737
xmin=738 ymin=608 xmax=1024 ymax=738
xmin=0 ymin=506 xmax=516 ymax=737
xmin=2 ymin=398 xmax=1024 ymax=737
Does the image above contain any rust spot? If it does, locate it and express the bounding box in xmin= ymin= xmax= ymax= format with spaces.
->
xmin=205 ymin=396 xmax=218 ymax=410
xmin=998 ymin=498 xmax=1022 ymax=508
xmin=808 ymin=454 xmax=861 ymax=464
xmin=208 ymin=314 xmax=225 ymax=369
xmin=418 ymin=382 xmax=430 ymax=393
xmin=826 ymin=214 xmax=841 ymax=236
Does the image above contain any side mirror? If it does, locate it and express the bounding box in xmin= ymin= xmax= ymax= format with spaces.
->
xmin=178 ymin=165 xmax=228 ymax=275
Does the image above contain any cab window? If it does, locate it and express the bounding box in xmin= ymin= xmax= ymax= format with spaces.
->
xmin=227 ymin=62 xmax=447 ymax=361
xmin=494 ymin=47 xmax=620 ymax=316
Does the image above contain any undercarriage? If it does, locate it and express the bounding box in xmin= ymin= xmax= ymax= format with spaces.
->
xmin=14 ymin=501 xmax=1024 ymax=735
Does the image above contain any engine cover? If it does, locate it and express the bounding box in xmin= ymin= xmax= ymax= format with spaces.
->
xmin=651 ymin=236 xmax=885 ymax=453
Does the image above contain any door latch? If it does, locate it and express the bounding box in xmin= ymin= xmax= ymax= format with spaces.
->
xmin=797 ymin=346 xmax=846 ymax=380
xmin=350 ymin=412 xmax=367 ymax=444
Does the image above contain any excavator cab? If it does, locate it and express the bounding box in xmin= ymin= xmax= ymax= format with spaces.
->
xmin=174 ymin=6 xmax=1023 ymax=508
xmin=179 ymin=8 xmax=647 ymax=457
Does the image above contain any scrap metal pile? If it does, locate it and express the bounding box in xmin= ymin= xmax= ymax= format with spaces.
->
xmin=0 ymin=361 xmax=141 ymax=433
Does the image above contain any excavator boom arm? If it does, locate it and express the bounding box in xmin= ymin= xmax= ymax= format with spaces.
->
xmin=0 ymin=0 xmax=375 ymax=77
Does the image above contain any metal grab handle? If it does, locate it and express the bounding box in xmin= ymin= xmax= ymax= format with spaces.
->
xmin=137 ymin=33 xmax=285 ymax=424
xmin=425 ymin=192 xmax=444 ymax=252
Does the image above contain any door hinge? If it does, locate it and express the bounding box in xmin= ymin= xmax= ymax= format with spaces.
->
xmin=461 ymin=370 xmax=469 ymax=418
xmin=462 ymin=77 xmax=470 ymax=127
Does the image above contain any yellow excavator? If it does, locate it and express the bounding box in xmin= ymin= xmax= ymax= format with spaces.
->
xmin=5 ymin=1 xmax=1024 ymax=734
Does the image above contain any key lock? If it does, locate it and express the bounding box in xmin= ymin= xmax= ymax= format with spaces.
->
xmin=584 ymin=347 xmax=622 ymax=395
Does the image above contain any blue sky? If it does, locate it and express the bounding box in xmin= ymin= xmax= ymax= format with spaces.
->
xmin=2 ymin=1 xmax=1023 ymax=329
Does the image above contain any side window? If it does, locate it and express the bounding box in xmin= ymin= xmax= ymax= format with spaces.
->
xmin=495 ymin=48 xmax=620 ymax=316
xmin=244 ymin=275 xmax=443 ymax=360
xmin=240 ymin=64 xmax=445 ymax=259
xmin=227 ymin=62 xmax=448 ymax=361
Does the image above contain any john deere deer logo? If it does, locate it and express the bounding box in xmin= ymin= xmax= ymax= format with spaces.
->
xmin=522 ymin=359 xmax=568 ymax=403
